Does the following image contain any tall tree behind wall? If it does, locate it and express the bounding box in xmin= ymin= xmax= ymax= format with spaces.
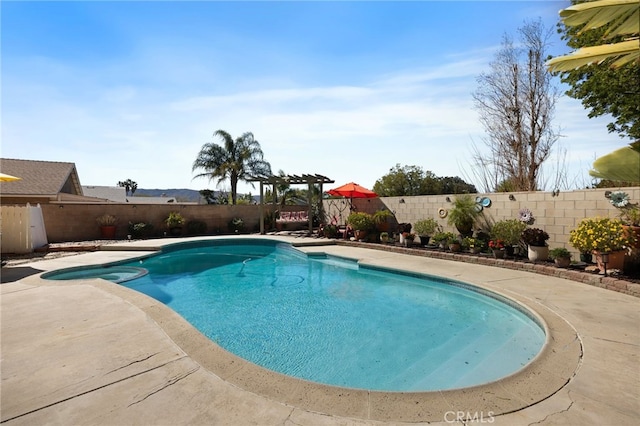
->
xmin=472 ymin=19 xmax=561 ymax=192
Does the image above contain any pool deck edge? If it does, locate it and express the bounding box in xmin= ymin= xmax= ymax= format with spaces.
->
xmin=1 ymin=236 xmax=638 ymax=425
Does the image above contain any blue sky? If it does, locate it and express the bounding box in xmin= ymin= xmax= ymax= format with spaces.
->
xmin=1 ymin=1 xmax=623 ymax=195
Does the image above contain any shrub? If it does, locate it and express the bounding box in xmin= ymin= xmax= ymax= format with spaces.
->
xmin=229 ymin=217 xmax=245 ymax=233
xmin=414 ymin=218 xmax=440 ymax=236
xmin=128 ymin=222 xmax=153 ymax=239
xmin=347 ymin=212 xmax=374 ymax=231
xmin=491 ymin=219 xmax=527 ymax=246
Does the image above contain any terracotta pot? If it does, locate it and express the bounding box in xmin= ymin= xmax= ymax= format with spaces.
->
xmin=528 ymin=245 xmax=549 ymax=263
xmin=593 ymin=250 xmax=625 ymax=271
xmin=554 ymin=257 xmax=571 ymax=268
xmin=354 ymin=230 xmax=368 ymax=241
xmin=449 ymin=242 xmax=461 ymax=252
xmin=100 ymin=225 xmax=116 ymax=239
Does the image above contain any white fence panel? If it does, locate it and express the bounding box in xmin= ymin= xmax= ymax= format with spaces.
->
xmin=1 ymin=206 xmax=32 ymax=254
xmin=28 ymin=203 xmax=48 ymax=249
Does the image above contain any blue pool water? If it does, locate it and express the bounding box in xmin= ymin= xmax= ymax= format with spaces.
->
xmin=45 ymin=239 xmax=545 ymax=391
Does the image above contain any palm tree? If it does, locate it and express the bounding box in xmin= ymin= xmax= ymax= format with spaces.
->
xmin=117 ymin=179 xmax=138 ymax=196
xmin=192 ymin=130 xmax=272 ymax=205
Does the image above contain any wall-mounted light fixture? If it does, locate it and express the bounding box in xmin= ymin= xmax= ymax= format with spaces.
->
xmin=399 ymin=198 xmax=405 ymax=204
xmin=552 ymin=189 xmax=560 ymax=197
xmin=509 ymin=194 xmax=516 ymax=201
xmin=445 ymin=196 xmax=451 ymax=202
xmin=58 ymin=205 xmax=64 ymax=208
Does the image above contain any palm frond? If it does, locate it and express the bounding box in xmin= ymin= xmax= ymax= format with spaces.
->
xmin=560 ymin=0 xmax=640 ymax=38
xmin=589 ymin=145 xmax=640 ymax=183
xmin=547 ymin=39 xmax=639 ymax=71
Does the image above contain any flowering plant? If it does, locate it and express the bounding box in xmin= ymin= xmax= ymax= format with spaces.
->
xmin=521 ymin=227 xmax=549 ymax=247
xmin=462 ymin=237 xmax=483 ymax=249
xmin=488 ymin=239 xmax=505 ymax=250
xmin=569 ymin=217 xmax=636 ymax=253
xmin=518 ymin=208 xmax=535 ymax=225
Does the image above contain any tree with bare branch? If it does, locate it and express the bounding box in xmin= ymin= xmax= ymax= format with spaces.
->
xmin=472 ymin=19 xmax=561 ymax=192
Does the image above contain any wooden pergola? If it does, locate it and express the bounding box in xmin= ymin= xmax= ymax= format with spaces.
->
xmin=247 ymin=173 xmax=334 ymax=234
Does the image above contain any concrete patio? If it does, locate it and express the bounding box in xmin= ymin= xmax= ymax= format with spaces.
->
xmin=1 ymin=236 xmax=638 ymax=425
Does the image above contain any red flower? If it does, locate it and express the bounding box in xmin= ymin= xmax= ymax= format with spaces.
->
xmin=489 ymin=239 xmax=505 ymax=249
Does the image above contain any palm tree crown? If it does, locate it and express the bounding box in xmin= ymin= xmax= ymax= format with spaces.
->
xmin=192 ymin=130 xmax=272 ymax=205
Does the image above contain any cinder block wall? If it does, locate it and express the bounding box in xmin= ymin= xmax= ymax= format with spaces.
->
xmin=326 ymin=186 xmax=640 ymax=258
xmin=39 ymin=203 xmax=273 ymax=242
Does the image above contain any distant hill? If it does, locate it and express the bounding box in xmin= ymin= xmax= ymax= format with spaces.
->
xmin=134 ymin=188 xmax=259 ymax=203
xmin=134 ymin=188 xmax=203 ymax=203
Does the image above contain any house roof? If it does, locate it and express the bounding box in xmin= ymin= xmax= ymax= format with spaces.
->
xmin=83 ymin=186 xmax=127 ymax=203
xmin=1 ymin=158 xmax=84 ymax=196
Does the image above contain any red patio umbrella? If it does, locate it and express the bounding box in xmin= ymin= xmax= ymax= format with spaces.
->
xmin=327 ymin=182 xmax=378 ymax=199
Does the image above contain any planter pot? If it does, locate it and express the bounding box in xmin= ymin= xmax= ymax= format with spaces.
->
xmin=100 ymin=225 xmax=116 ymax=239
xmin=580 ymin=252 xmax=593 ymax=263
xmin=554 ymin=257 xmax=571 ymax=268
xmin=418 ymin=235 xmax=430 ymax=246
xmin=527 ymin=245 xmax=549 ymax=263
xmin=354 ymin=230 xmax=368 ymax=241
xmin=469 ymin=247 xmax=481 ymax=254
xmin=169 ymin=226 xmax=183 ymax=236
xmin=449 ymin=242 xmax=461 ymax=252
xmin=404 ymin=239 xmax=414 ymax=248
xmin=593 ymin=250 xmax=625 ymax=271
xmin=492 ymin=249 xmax=505 ymax=259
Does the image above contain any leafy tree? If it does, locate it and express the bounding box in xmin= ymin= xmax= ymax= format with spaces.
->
xmin=192 ymin=130 xmax=272 ymax=205
xmin=549 ymin=0 xmax=640 ymax=140
xmin=473 ymin=19 xmax=560 ymax=191
xmin=373 ymin=164 xmax=475 ymax=196
xmin=373 ymin=164 xmax=439 ymax=196
xmin=117 ymin=179 xmax=138 ymax=196
xmin=439 ymin=176 xmax=477 ymax=194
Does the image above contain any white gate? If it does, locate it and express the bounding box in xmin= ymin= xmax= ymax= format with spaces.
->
xmin=1 ymin=203 xmax=48 ymax=254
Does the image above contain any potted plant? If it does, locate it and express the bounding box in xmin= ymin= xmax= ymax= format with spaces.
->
xmin=229 ymin=217 xmax=244 ymax=233
xmin=521 ymin=227 xmax=550 ymax=262
xmin=447 ymin=234 xmax=462 ymax=252
xmin=462 ymin=236 xmax=483 ymax=254
xmin=372 ymin=209 xmax=394 ymax=232
xmin=569 ymin=217 xmax=636 ymax=271
xmin=610 ymin=191 xmax=640 ymax=249
xmin=128 ymin=221 xmax=153 ymax=239
xmin=379 ymin=231 xmax=389 ymax=243
xmin=447 ymin=194 xmax=482 ymax=237
xmin=347 ymin=212 xmax=374 ymax=241
xmin=488 ymin=239 xmax=506 ymax=258
xmin=549 ymin=247 xmax=572 ymax=268
xmin=491 ymin=219 xmax=527 ymax=256
xmin=323 ymin=223 xmax=338 ymax=239
xmin=165 ymin=212 xmax=185 ymax=236
xmin=431 ymin=231 xmax=450 ymax=250
xmin=96 ymin=214 xmax=117 ymax=239
xmin=413 ymin=218 xmax=441 ymax=246
xmin=404 ymin=233 xmax=416 ymax=247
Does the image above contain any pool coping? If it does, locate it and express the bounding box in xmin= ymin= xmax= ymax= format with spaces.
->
xmin=41 ymin=236 xmax=583 ymax=422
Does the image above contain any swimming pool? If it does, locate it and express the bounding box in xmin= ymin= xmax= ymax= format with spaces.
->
xmin=44 ymin=239 xmax=546 ymax=392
